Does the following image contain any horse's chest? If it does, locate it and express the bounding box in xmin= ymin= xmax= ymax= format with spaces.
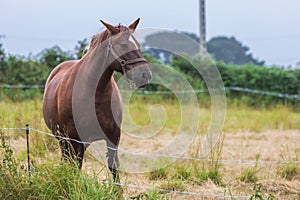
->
xmin=95 ymin=100 xmax=122 ymax=133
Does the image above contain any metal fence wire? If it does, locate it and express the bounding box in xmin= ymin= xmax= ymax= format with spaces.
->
xmin=0 ymin=126 xmax=299 ymax=199
xmin=0 ymin=84 xmax=299 ymax=99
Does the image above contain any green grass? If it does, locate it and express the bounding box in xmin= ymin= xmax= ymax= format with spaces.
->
xmin=125 ymin=98 xmax=300 ymax=133
xmin=0 ymin=163 xmax=123 ymax=200
xmin=277 ymin=164 xmax=300 ymax=180
xmin=192 ymin=165 xmax=223 ymax=186
xmin=0 ymin=99 xmax=46 ymax=131
xmin=236 ymin=156 xmax=262 ymax=183
xmin=236 ymin=168 xmax=260 ymax=183
xmin=0 ymin=134 xmax=122 ymax=200
xmin=173 ymin=164 xmax=192 ymax=181
xmin=140 ymin=189 xmax=168 ymax=200
xmin=160 ymin=179 xmax=186 ymax=191
xmin=249 ymin=183 xmax=275 ymax=200
xmin=224 ymin=104 xmax=300 ymax=132
xmin=147 ymin=167 xmax=168 ymax=181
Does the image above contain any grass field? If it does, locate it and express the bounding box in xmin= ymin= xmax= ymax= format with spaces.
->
xmin=1 ymin=98 xmax=300 ymax=199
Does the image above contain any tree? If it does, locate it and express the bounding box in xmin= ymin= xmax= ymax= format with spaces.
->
xmin=142 ymin=31 xmax=199 ymax=64
xmin=1 ymin=55 xmax=49 ymax=85
xmin=74 ymin=38 xmax=88 ymax=59
xmin=143 ymin=32 xmax=264 ymax=66
xmin=207 ymin=36 xmax=264 ymax=66
xmin=0 ymin=45 xmax=4 ymax=62
xmin=38 ymin=46 xmax=74 ymax=69
xmin=0 ymin=39 xmax=7 ymax=83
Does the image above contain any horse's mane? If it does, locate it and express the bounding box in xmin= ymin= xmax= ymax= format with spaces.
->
xmin=89 ymin=24 xmax=129 ymax=51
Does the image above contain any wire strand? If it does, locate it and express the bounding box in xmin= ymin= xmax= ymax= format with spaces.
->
xmin=0 ymin=84 xmax=299 ymax=99
xmin=1 ymin=127 xmax=299 ymax=165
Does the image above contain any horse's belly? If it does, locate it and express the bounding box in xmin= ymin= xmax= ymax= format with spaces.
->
xmin=43 ymin=61 xmax=76 ymax=132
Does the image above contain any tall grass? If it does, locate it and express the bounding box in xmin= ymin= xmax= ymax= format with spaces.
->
xmin=0 ymin=99 xmax=46 ymax=132
xmin=1 ymin=98 xmax=299 ymax=134
xmin=0 ymin=134 xmax=122 ymax=200
xmin=224 ymin=104 xmax=300 ymax=132
xmin=122 ymin=96 xmax=300 ymax=134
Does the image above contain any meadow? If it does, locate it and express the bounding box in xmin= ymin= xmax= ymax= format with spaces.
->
xmin=0 ymin=96 xmax=300 ymax=199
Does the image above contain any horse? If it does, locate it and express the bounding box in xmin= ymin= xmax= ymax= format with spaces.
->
xmin=42 ymin=18 xmax=152 ymax=181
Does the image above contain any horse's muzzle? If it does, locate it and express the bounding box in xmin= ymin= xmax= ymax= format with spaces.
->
xmin=134 ymin=69 xmax=152 ymax=88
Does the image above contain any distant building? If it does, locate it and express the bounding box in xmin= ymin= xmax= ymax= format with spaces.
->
xmin=296 ymin=62 xmax=300 ymax=69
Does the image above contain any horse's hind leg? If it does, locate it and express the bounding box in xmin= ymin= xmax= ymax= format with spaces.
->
xmin=59 ymin=139 xmax=72 ymax=162
xmin=71 ymin=141 xmax=86 ymax=170
xmin=59 ymin=139 xmax=85 ymax=169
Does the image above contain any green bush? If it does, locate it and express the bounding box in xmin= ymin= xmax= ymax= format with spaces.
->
xmin=172 ymin=55 xmax=300 ymax=107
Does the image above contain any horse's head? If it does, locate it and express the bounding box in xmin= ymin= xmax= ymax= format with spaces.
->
xmin=100 ymin=18 xmax=152 ymax=88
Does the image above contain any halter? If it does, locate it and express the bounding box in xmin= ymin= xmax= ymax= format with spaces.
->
xmin=106 ymin=37 xmax=147 ymax=88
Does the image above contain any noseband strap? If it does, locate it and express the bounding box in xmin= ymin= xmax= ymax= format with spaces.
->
xmin=106 ymin=37 xmax=147 ymax=88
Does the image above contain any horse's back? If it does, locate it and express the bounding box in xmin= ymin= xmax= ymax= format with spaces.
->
xmin=43 ymin=60 xmax=77 ymax=131
xmin=45 ymin=61 xmax=77 ymax=86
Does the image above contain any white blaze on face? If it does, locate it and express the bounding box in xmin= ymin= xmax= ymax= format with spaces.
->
xmin=128 ymin=36 xmax=139 ymax=50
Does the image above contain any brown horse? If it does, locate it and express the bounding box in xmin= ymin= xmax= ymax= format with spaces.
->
xmin=43 ymin=18 xmax=152 ymax=180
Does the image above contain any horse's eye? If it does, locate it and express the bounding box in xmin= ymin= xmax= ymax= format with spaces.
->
xmin=120 ymin=44 xmax=128 ymax=50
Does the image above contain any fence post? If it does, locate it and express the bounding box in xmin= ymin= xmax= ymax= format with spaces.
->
xmin=25 ymin=124 xmax=31 ymax=174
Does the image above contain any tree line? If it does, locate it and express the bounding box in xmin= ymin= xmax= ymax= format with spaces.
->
xmin=143 ymin=32 xmax=265 ymax=66
xmin=0 ymin=37 xmax=299 ymax=107
xmin=0 ymin=39 xmax=88 ymax=99
xmin=172 ymin=55 xmax=300 ymax=107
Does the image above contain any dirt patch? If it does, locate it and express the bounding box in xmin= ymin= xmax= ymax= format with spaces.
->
xmin=222 ymin=130 xmax=300 ymax=162
xmin=261 ymin=180 xmax=300 ymax=196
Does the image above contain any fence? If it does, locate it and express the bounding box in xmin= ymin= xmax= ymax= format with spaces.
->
xmin=0 ymin=84 xmax=299 ymax=100
xmin=1 ymin=126 xmax=299 ymax=199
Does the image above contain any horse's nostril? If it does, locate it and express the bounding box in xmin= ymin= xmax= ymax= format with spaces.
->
xmin=141 ymin=72 xmax=149 ymax=80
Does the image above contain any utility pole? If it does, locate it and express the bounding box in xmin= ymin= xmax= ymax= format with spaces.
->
xmin=0 ymin=34 xmax=5 ymax=44
xmin=0 ymin=34 xmax=5 ymax=46
xmin=0 ymin=34 xmax=5 ymax=62
xmin=0 ymin=34 xmax=5 ymax=41
xmin=199 ymin=0 xmax=207 ymax=56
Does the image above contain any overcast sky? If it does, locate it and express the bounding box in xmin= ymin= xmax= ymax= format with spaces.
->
xmin=0 ymin=0 xmax=299 ymax=67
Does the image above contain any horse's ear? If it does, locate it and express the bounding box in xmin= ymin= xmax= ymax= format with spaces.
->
xmin=100 ymin=20 xmax=119 ymax=34
xmin=128 ymin=18 xmax=140 ymax=33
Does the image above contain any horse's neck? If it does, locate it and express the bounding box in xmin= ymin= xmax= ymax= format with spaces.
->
xmin=78 ymin=43 xmax=115 ymax=94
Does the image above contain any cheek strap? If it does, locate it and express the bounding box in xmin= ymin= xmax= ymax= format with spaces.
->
xmin=106 ymin=37 xmax=147 ymax=88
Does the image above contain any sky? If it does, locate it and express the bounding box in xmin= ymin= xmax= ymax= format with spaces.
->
xmin=0 ymin=0 xmax=300 ymax=67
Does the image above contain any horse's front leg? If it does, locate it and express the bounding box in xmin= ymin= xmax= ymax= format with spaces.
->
xmin=106 ymin=126 xmax=120 ymax=182
xmin=107 ymin=143 xmax=120 ymax=182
